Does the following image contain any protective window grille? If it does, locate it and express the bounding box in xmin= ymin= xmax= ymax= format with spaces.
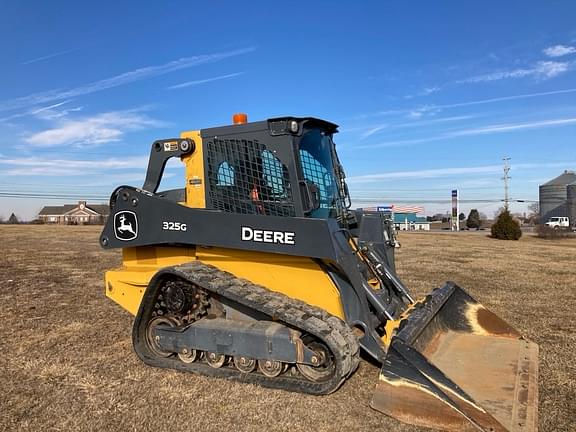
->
xmin=206 ymin=138 xmax=295 ymax=216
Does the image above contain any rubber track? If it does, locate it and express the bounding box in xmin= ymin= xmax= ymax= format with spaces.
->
xmin=132 ymin=260 xmax=360 ymax=395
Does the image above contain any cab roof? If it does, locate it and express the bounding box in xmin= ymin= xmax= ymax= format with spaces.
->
xmin=201 ymin=116 xmax=339 ymax=138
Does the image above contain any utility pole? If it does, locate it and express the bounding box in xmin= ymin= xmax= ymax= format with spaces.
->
xmin=502 ymin=157 xmax=511 ymax=211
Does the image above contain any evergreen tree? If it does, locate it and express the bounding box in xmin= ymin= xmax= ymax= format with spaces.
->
xmin=466 ymin=209 xmax=482 ymax=229
xmin=491 ymin=209 xmax=522 ymax=240
xmin=7 ymin=213 xmax=19 ymax=224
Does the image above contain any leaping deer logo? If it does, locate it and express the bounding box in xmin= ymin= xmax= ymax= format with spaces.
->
xmin=114 ymin=211 xmax=138 ymax=240
xmin=117 ymin=214 xmax=135 ymax=235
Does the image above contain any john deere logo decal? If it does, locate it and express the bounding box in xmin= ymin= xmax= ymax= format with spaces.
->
xmin=114 ymin=211 xmax=138 ymax=241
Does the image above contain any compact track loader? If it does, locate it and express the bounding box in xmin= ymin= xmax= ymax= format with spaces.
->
xmin=100 ymin=115 xmax=538 ymax=431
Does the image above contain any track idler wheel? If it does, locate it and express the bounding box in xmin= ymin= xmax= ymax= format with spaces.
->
xmin=297 ymin=340 xmax=336 ymax=382
xmin=145 ymin=316 xmax=178 ymax=358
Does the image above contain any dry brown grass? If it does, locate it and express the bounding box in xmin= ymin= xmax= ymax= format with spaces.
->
xmin=0 ymin=226 xmax=574 ymax=432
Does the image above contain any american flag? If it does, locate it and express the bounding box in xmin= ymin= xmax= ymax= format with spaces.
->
xmin=392 ymin=205 xmax=424 ymax=213
xmin=360 ymin=205 xmax=424 ymax=213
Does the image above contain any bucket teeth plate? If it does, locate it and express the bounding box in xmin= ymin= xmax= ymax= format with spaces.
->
xmin=371 ymin=283 xmax=539 ymax=432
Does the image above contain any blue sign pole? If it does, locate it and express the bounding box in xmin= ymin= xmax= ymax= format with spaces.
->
xmin=451 ymin=190 xmax=459 ymax=231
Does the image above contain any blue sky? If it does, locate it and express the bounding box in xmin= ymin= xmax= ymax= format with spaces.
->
xmin=1 ymin=1 xmax=575 ymax=220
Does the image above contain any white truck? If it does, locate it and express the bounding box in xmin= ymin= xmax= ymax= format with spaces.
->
xmin=545 ymin=216 xmax=570 ymax=230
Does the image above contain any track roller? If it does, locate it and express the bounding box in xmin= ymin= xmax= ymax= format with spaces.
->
xmin=258 ymin=359 xmax=283 ymax=377
xmin=177 ymin=348 xmax=198 ymax=363
xmin=206 ymin=352 xmax=226 ymax=368
xmin=234 ymin=356 xmax=257 ymax=373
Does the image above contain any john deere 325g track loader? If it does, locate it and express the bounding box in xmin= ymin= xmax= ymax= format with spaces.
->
xmin=100 ymin=115 xmax=538 ymax=432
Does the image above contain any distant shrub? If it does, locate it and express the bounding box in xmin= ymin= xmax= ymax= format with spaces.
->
xmin=7 ymin=213 xmax=19 ymax=224
xmin=466 ymin=209 xmax=482 ymax=229
xmin=535 ymin=224 xmax=573 ymax=240
xmin=491 ymin=209 xmax=522 ymax=240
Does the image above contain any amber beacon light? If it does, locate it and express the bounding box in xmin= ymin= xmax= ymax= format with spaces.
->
xmin=232 ymin=113 xmax=248 ymax=124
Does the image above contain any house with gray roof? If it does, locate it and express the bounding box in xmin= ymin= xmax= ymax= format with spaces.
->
xmin=38 ymin=201 xmax=109 ymax=225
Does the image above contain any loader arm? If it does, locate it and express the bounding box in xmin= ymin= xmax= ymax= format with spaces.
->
xmin=142 ymin=138 xmax=194 ymax=193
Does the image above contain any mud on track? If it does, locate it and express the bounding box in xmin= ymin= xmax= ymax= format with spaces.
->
xmin=0 ymin=226 xmax=574 ymax=431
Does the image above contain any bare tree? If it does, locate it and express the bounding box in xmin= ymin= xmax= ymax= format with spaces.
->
xmin=493 ymin=207 xmax=506 ymax=218
xmin=527 ymin=202 xmax=539 ymax=224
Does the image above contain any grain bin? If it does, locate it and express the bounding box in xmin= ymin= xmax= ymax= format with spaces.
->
xmin=539 ymin=170 xmax=576 ymax=222
xmin=567 ymin=182 xmax=576 ymax=227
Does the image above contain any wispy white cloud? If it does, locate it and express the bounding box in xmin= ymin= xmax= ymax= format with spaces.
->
xmin=407 ymin=106 xmax=439 ymax=119
xmin=348 ymin=165 xmax=503 ymax=183
xmin=0 ymin=47 xmax=255 ymax=113
xmin=356 ymin=87 xmax=576 ymax=120
xmin=458 ymin=61 xmax=571 ymax=83
xmin=423 ymin=115 xmax=475 ymax=124
xmin=30 ymin=101 xmax=72 ymax=114
xmin=543 ymin=45 xmax=576 ymax=58
xmin=457 ymin=178 xmax=499 ymax=187
xmin=20 ymin=49 xmax=77 ymax=65
xmin=31 ymin=101 xmax=84 ymax=120
xmin=0 ymin=155 xmax=149 ymax=176
xmin=358 ymin=117 xmax=576 ymax=149
xmin=449 ymin=117 xmax=576 ymax=137
xmin=433 ymin=87 xmax=576 ymax=109
xmin=407 ymin=110 xmax=426 ymax=120
xmin=167 ymin=72 xmax=245 ymax=90
xmin=361 ymin=124 xmax=388 ymax=138
xmin=348 ymin=161 xmax=576 ymax=183
xmin=360 ymin=115 xmax=474 ymax=139
xmin=0 ymin=156 xmax=183 ymax=179
xmin=24 ymin=110 xmax=165 ymax=147
xmin=358 ymin=135 xmax=441 ymax=148
xmin=535 ymin=61 xmax=571 ymax=78
xmin=404 ymin=86 xmax=441 ymax=99
xmin=0 ymin=100 xmax=77 ymax=123
xmin=422 ymin=86 xmax=440 ymax=95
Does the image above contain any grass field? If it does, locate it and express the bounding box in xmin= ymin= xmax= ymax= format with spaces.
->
xmin=0 ymin=225 xmax=574 ymax=432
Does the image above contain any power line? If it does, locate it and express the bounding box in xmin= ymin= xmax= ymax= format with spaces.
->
xmin=0 ymin=192 xmax=108 ymax=200
xmin=0 ymin=192 xmax=543 ymax=203
xmin=351 ymin=186 xmax=503 ymax=192
xmin=355 ymin=199 xmax=492 ymax=203
xmin=355 ymin=194 xmax=540 ymax=201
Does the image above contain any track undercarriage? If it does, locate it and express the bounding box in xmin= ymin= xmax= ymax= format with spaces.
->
xmin=133 ymin=261 xmax=360 ymax=394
